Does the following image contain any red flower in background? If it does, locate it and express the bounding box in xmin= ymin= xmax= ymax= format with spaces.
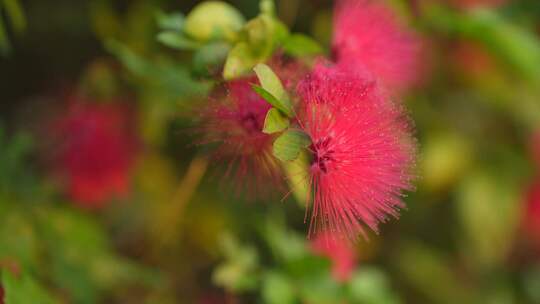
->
xmin=0 ymin=285 xmax=4 ymax=304
xmin=524 ymin=179 xmax=540 ymax=248
xmin=297 ymin=64 xmax=416 ymax=240
xmin=199 ymin=78 xmax=284 ymax=196
xmin=311 ymin=232 xmax=357 ymax=282
xmin=50 ymin=98 xmax=137 ymax=208
xmin=332 ymin=0 xmax=424 ymax=92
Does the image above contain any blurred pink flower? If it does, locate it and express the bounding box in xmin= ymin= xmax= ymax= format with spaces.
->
xmin=311 ymin=232 xmax=357 ymax=282
xmin=332 ymin=0 xmax=424 ymax=92
xmin=297 ymin=64 xmax=416 ymax=240
xmin=198 ymin=292 xmax=227 ymax=304
xmin=50 ymin=98 xmax=137 ymax=208
xmin=0 ymin=285 xmax=3 ymax=304
xmin=199 ymin=78 xmax=284 ymax=196
xmin=524 ymin=179 xmax=540 ymax=248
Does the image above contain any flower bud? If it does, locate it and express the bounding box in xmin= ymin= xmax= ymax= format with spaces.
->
xmin=184 ymin=1 xmax=245 ymax=43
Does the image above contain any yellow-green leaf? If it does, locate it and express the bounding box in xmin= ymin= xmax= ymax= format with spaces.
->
xmin=183 ymin=1 xmax=245 ymax=42
xmin=263 ymin=108 xmax=289 ymax=134
xmin=273 ymin=130 xmax=311 ymax=162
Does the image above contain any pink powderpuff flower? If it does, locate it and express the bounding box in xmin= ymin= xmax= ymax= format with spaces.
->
xmin=198 ymin=77 xmax=284 ymax=197
xmin=297 ymin=64 xmax=416 ymax=240
xmin=523 ymin=179 xmax=540 ymax=249
xmin=311 ymin=232 xmax=358 ymax=282
xmin=332 ymin=0 xmax=424 ymax=92
xmin=50 ymin=97 xmax=137 ymax=209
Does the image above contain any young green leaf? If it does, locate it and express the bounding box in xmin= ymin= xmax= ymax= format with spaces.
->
xmin=155 ymin=11 xmax=184 ymax=31
xmin=253 ymin=63 xmax=288 ymax=101
xmin=223 ymin=42 xmax=261 ymax=80
xmin=253 ymin=63 xmax=293 ymax=116
xmin=283 ymin=151 xmax=310 ymax=206
xmin=2 ymin=271 xmax=57 ymax=304
xmin=260 ymin=0 xmax=276 ymax=16
xmin=263 ymin=108 xmax=289 ymax=134
xmin=245 ymin=15 xmax=274 ymax=55
xmin=283 ymin=34 xmax=324 ymax=57
xmin=273 ymin=130 xmax=311 ymax=162
xmin=252 ymin=85 xmax=293 ymax=117
xmin=157 ymin=31 xmax=200 ymax=50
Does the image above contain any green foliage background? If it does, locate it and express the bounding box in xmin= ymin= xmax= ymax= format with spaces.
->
xmin=1 ymin=0 xmax=540 ymax=303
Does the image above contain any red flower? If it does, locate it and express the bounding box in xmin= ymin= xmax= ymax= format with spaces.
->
xmin=524 ymin=179 xmax=540 ymax=248
xmin=199 ymin=78 xmax=284 ymax=196
xmin=297 ymin=64 xmax=416 ymax=240
xmin=332 ymin=0 xmax=423 ymax=92
xmin=0 ymin=285 xmax=4 ymax=304
xmin=311 ymin=232 xmax=357 ymax=282
xmin=50 ymin=98 xmax=137 ymax=208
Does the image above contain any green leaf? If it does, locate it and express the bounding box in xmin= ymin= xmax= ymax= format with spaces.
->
xmin=192 ymin=42 xmax=230 ymax=76
xmin=183 ymin=1 xmax=245 ymax=42
xmin=0 ymin=130 xmax=39 ymax=197
xmin=157 ymin=31 xmax=200 ymax=50
xmin=262 ymin=271 xmax=295 ymax=304
xmin=0 ymin=211 xmax=40 ymax=270
xmin=253 ymin=63 xmax=292 ymax=116
xmin=283 ymin=151 xmax=310 ymax=206
xmin=263 ymin=108 xmax=289 ymax=134
xmin=456 ymin=170 xmax=521 ymax=269
xmin=252 ymin=85 xmax=292 ymax=117
xmin=253 ymin=63 xmax=288 ymax=102
xmin=37 ymin=207 xmax=160 ymax=304
xmin=423 ymin=4 xmax=540 ymax=83
xmin=212 ymin=233 xmax=259 ymax=292
xmin=2 ymin=271 xmax=57 ymax=304
xmin=223 ymin=42 xmax=260 ymax=80
xmin=263 ymin=211 xmax=307 ymax=261
xmin=260 ymin=0 xmax=276 ymax=16
xmin=0 ymin=18 xmax=11 ymax=56
xmin=297 ymin=265 xmax=343 ymax=304
xmin=4 ymin=0 xmax=26 ymax=33
xmin=283 ymin=34 xmax=324 ymax=57
xmin=155 ymin=11 xmax=184 ymax=31
xmin=272 ymin=20 xmax=290 ymax=46
xmin=524 ymin=265 xmax=540 ymax=303
xmin=273 ymin=130 xmax=311 ymax=162
xmin=394 ymin=241 xmax=477 ymax=303
xmin=106 ymin=40 xmax=210 ymax=97
xmin=348 ymin=268 xmax=402 ymax=304
xmin=244 ymin=15 xmax=275 ymax=56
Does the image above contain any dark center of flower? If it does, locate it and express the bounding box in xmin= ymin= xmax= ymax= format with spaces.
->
xmin=310 ymin=137 xmax=335 ymax=174
xmin=240 ymin=112 xmax=263 ymax=134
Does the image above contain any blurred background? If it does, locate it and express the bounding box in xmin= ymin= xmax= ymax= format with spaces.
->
xmin=2 ymin=0 xmax=540 ymax=303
